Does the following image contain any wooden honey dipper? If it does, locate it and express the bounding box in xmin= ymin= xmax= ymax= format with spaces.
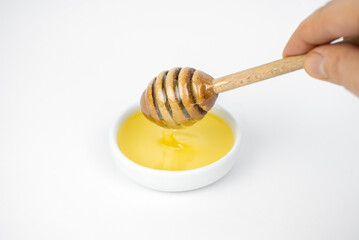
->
xmin=141 ymin=37 xmax=359 ymax=129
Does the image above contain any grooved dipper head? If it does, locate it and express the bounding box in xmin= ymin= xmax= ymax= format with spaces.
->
xmin=140 ymin=67 xmax=218 ymax=129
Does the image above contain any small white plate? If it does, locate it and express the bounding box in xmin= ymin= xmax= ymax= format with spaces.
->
xmin=110 ymin=104 xmax=241 ymax=192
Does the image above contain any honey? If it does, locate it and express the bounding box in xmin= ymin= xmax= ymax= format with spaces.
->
xmin=117 ymin=111 xmax=234 ymax=171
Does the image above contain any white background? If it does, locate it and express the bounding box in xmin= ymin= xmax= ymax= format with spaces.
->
xmin=1 ymin=0 xmax=359 ymax=239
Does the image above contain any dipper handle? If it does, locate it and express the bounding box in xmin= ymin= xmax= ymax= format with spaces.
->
xmin=213 ymin=55 xmax=305 ymax=93
xmin=212 ymin=36 xmax=359 ymax=94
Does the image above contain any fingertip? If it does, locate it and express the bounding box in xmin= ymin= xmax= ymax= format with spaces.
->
xmin=282 ymin=36 xmax=306 ymax=57
xmin=282 ymin=49 xmax=288 ymax=58
xmin=282 ymin=43 xmax=293 ymax=58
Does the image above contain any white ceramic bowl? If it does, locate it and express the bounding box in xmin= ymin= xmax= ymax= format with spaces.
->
xmin=110 ymin=104 xmax=241 ymax=192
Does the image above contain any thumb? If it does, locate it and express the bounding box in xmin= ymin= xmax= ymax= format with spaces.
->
xmin=304 ymin=43 xmax=359 ymax=96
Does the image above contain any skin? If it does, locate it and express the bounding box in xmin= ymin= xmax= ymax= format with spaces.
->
xmin=283 ymin=0 xmax=359 ymax=96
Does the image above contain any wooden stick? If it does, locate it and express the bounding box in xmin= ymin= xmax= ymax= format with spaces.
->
xmin=212 ymin=55 xmax=306 ymax=94
xmin=213 ymin=36 xmax=359 ymax=94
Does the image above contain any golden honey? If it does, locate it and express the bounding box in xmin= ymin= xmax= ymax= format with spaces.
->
xmin=117 ymin=111 xmax=234 ymax=171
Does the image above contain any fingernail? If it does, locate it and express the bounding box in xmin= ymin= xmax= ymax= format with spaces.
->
xmin=304 ymin=52 xmax=328 ymax=79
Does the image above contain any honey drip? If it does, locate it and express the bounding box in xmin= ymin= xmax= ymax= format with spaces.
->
xmin=160 ymin=129 xmax=183 ymax=149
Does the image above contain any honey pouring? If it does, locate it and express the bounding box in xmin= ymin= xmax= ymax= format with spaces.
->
xmin=120 ymin=55 xmax=306 ymax=171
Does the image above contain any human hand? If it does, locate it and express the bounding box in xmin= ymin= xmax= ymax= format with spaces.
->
xmin=283 ymin=0 xmax=359 ymax=96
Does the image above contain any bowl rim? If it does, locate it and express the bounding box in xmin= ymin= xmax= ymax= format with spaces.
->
xmin=110 ymin=104 xmax=241 ymax=175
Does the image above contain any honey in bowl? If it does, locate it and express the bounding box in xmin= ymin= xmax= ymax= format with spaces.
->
xmin=117 ymin=111 xmax=234 ymax=171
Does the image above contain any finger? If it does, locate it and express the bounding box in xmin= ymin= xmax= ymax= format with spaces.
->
xmin=304 ymin=43 xmax=359 ymax=96
xmin=283 ymin=0 xmax=359 ymax=57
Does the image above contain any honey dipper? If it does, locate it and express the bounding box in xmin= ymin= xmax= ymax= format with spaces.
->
xmin=141 ymin=37 xmax=359 ymax=129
